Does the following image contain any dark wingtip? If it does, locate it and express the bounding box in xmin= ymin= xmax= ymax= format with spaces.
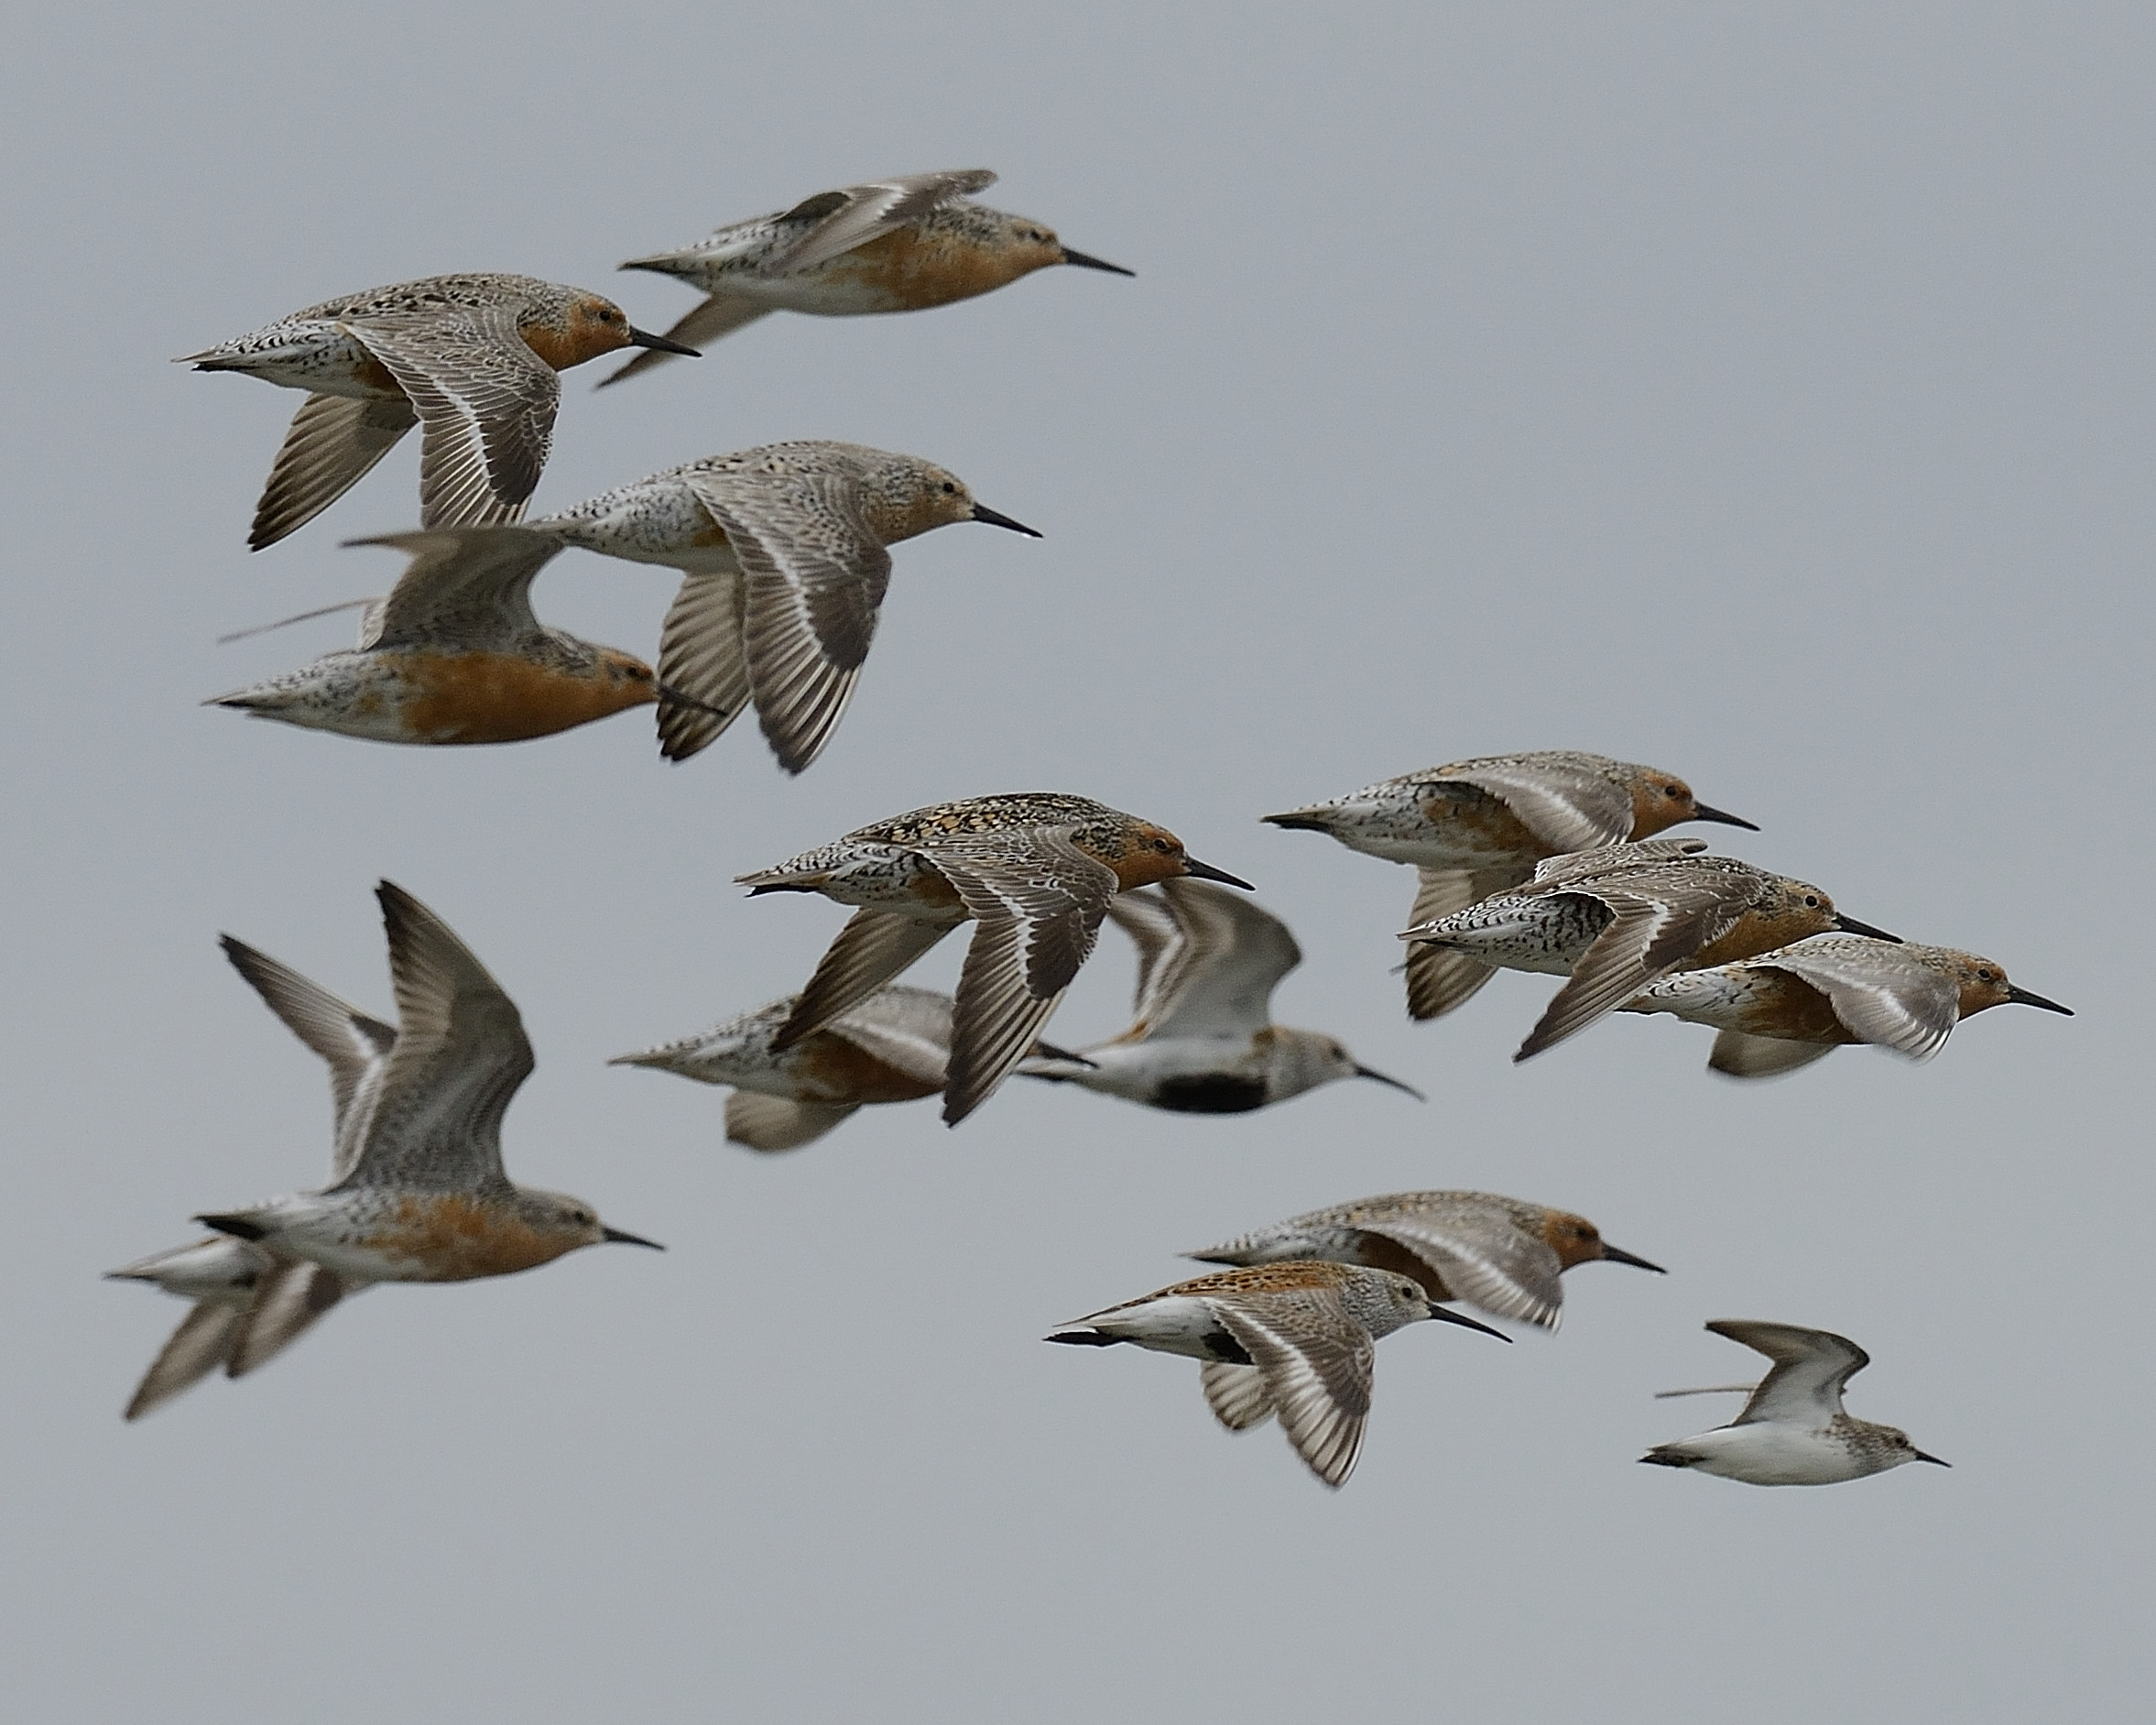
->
xmin=1044 ymin=1329 xmax=1122 ymax=1347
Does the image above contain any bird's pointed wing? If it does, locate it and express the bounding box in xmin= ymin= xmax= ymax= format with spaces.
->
xmin=597 ymin=297 xmax=770 ymax=387
xmin=124 ymin=1303 xmax=245 ymax=1421
xmin=1129 ymin=879 xmax=1301 ymax=1042
xmin=1211 ymin=1291 xmax=1376 ymax=1489
xmin=1355 ymin=1216 xmax=1566 ymax=1329
xmin=1525 ymin=838 xmax=1711 ymax=890
xmin=724 ymin=1093 xmax=860 ymax=1152
xmin=226 ymin=1261 xmax=350 ymax=1377
xmin=1402 ymin=867 xmax=1526 ymax=1021
xmin=775 ymin=911 xmax=958 ymax=1050
xmin=655 ymin=569 xmax=751 ymax=761
xmin=825 ymin=987 xmax=955 ymax=1086
xmin=1516 ymin=875 xmax=1757 ymax=1060
xmin=1443 ymin=760 xmax=1638 ymax=853
xmin=1748 ymin=943 xmax=1959 ymax=1060
xmin=1709 ymin=1320 xmax=1870 ymax=1425
xmin=344 ymin=307 xmax=558 ymax=528
xmin=761 ymin=169 xmax=999 ymax=276
xmin=680 ymin=472 xmax=893 ymax=773
xmin=220 ymin=936 xmax=397 ymax=1170
xmin=342 ymin=526 xmax=564 ymax=650
xmin=340 ymin=883 xmax=532 ymax=1190
xmin=1199 ymin=1360 xmax=1275 ymax=1431
xmin=1707 ymin=1030 xmax=1842 ymax=1078
xmin=249 ymin=391 xmax=418 ymax=551
xmin=1102 ymin=885 xmax=1185 ymax=1031
xmin=929 ymin=829 xmax=1118 ymax=1123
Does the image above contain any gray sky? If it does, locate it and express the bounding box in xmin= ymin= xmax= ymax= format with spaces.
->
xmin=4 ymin=4 xmax=2147 ymax=1720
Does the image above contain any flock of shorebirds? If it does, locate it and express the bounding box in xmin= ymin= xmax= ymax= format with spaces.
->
xmin=114 ymin=170 xmax=2070 ymax=1490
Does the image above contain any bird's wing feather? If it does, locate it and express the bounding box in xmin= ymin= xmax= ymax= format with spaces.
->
xmin=344 ymin=307 xmax=558 ymax=527
xmin=597 ymin=297 xmax=769 ymax=387
xmin=1707 ymin=1030 xmax=1842 ymax=1078
xmin=655 ymin=568 xmax=752 ymax=761
xmin=1443 ymin=760 xmax=1638 ymax=852
xmin=124 ymin=1303 xmax=245 ymax=1421
xmin=824 ymin=987 xmax=954 ymax=1086
xmin=1748 ymin=943 xmax=1959 ymax=1059
xmin=343 ymin=526 xmax=563 ymax=650
xmin=1133 ymin=879 xmax=1301 ymax=1042
xmin=226 ymin=1261 xmax=351 ymax=1377
xmin=1709 ymin=1320 xmax=1870 ymax=1425
xmin=775 ymin=911 xmax=957 ymax=1049
xmin=761 ymin=169 xmax=999 ymax=275
xmin=220 ymin=937 xmax=396 ymax=1157
xmin=724 ymin=1093 xmax=859 ymax=1152
xmin=1356 ymin=1215 xmax=1565 ymax=1329
xmin=340 ymin=883 xmax=531 ymax=1190
xmin=249 ymin=392 xmax=417 ymax=550
xmin=1199 ymin=1360 xmax=1275 ymax=1431
xmin=1211 ymin=1291 xmax=1376 ymax=1489
xmin=1403 ymin=867 xmax=1527 ymax=1020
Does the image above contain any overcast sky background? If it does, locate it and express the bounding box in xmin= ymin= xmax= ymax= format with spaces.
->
xmin=3 ymin=5 xmax=2147 ymax=1720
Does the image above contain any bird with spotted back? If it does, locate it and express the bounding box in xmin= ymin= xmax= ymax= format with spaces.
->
xmin=1264 ymin=751 xmax=1756 ymax=1021
xmin=194 ymin=882 xmax=660 ymax=1288
xmin=333 ymin=442 xmax=1039 ymax=772
xmin=736 ymin=793 xmax=1252 ymax=1124
xmin=182 ymin=273 xmax=698 ymax=549
xmin=106 ymin=932 xmax=400 ymax=1418
xmin=1399 ymin=840 xmax=1900 ymax=1062
xmin=1016 ymin=878 xmax=1421 ymax=1113
xmin=1642 ymin=1320 xmax=1948 ymax=1485
xmin=1619 ymin=934 xmax=2071 ymax=1076
xmin=1187 ymin=1190 xmax=1663 ymax=1330
xmin=603 ymin=169 xmax=1131 ymax=386
xmin=203 ymin=528 xmax=722 ymax=748
xmin=1047 ymin=1261 xmax=1507 ymax=1489
xmin=611 ymin=984 xmax=1005 ymax=1152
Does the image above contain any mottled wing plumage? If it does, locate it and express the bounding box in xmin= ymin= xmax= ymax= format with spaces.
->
xmin=776 ymin=911 xmax=958 ymax=1050
xmin=1443 ymin=759 xmax=1637 ymax=853
xmin=125 ymin=1304 xmax=246 ymax=1422
xmin=344 ymin=308 xmax=558 ymax=528
xmin=1199 ymin=1360 xmax=1275 ymax=1431
xmin=1711 ymin=1321 xmax=1869 ymax=1426
xmin=1116 ymin=879 xmax=1299 ymax=1042
xmin=1403 ymin=867 xmax=1523 ymax=1020
xmin=1210 ymin=1292 xmax=1377 ymax=1489
xmin=341 ymin=883 xmax=531 ymax=1190
xmin=1526 ymin=838 xmax=1709 ymax=888
xmin=681 ymin=471 xmax=894 ymax=772
xmin=762 ymin=169 xmax=999 ymax=276
xmin=1355 ymin=1214 xmax=1566 ymax=1328
xmin=724 ymin=1093 xmax=860 ymax=1152
xmin=250 ymin=392 xmax=418 ymax=550
xmin=1750 ymin=943 xmax=1960 ymax=1060
xmin=1517 ymin=873 xmax=1758 ymax=1059
xmin=655 ymin=569 xmax=751 ymax=761
xmin=345 ymin=527 xmax=565 ymax=650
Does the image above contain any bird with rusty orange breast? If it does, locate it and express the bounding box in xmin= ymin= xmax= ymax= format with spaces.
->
xmin=1620 ymin=934 xmax=2072 ymax=1076
xmin=736 ymin=793 xmax=1252 ymax=1124
xmin=512 ymin=440 xmax=1040 ymax=771
xmin=1264 ymin=751 xmax=1756 ymax=1021
xmin=1399 ymin=840 xmax=1900 ymax=1062
xmin=601 ymin=169 xmax=1131 ymax=386
xmin=106 ymin=933 xmax=398 ymax=1419
xmin=203 ymin=528 xmax=722 ymax=748
xmin=181 ymin=273 xmax=699 ymax=549
xmin=1186 ymin=1190 xmax=1663 ymax=1330
xmin=611 ymin=984 xmax=974 ymax=1152
xmin=194 ymin=881 xmax=661 ymax=1284
xmin=1015 ymin=879 xmax=1422 ymax=1113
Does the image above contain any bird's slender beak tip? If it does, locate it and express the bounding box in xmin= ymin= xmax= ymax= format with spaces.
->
xmin=1599 ymin=1243 xmax=1666 ymax=1273
xmin=1834 ymin=914 xmax=1901 ymax=943
xmin=1060 ymin=248 xmax=1135 ymax=276
xmin=602 ymin=1227 xmax=665 ymax=1250
xmin=1429 ymin=1303 xmax=1510 ymax=1341
xmin=626 ymin=327 xmax=701 ymax=356
xmin=1353 ymin=1064 xmax=1425 ymax=1101
xmin=1179 ymin=857 xmax=1254 ymax=890
xmin=2006 ymin=985 xmax=2073 ymax=1016
xmin=1690 ymin=802 xmax=1759 ymax=831
xmin=969 ymin=503 xmax=1042 ymax=537
xmin=1914 ymin=1451 xmax=1951 ymax=1467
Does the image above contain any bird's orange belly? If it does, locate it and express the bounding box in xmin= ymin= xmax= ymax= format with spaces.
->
xmin=400 ymin=652 xmax=654 ymax=744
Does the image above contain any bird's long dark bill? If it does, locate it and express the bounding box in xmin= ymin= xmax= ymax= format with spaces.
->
xmin=1430 ymin=1304 xmax=1510 ymax=1341
xmin=1833 ymin=914 xmax=1901 ymax=942
xmin=1689 ymin=803 xmax=1759 ymax=831
xmin=602 ymin=1227 xmax=665 ymax=1249
xmin=2006 ymin=984 xmax=2074 ymax=1015
xmin=1599 ymin=1243 xmax=1666 ymax=1273
xmin=1913 ymin=1451 xmax=1951 ymax=1467
xmin=626 ymin=327 xmax=702 ymax=356
xmin=970 ymin=504 xmax=1042 ymax=537
xmin=1180 ymin=857 xmax=1254 ymax=890
xmin=1061 ymin=248 xmax=1135 ymax=276
xmin=1353 ymin=1064 xmax=1425 ymax=1100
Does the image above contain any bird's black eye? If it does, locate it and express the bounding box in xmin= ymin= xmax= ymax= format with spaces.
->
xmin=1803 ymin=895 xmax=1820 ymax=907
xmin=1153 ymin=836 xmax=1173 ymax=852
xmin=1666 ymin=786 xmax=1683 ymax=798
xmin=941 ymin=482 xmax=957 ymax=494
xmin=1978 ymin=969 xmax=1997 ymax=982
